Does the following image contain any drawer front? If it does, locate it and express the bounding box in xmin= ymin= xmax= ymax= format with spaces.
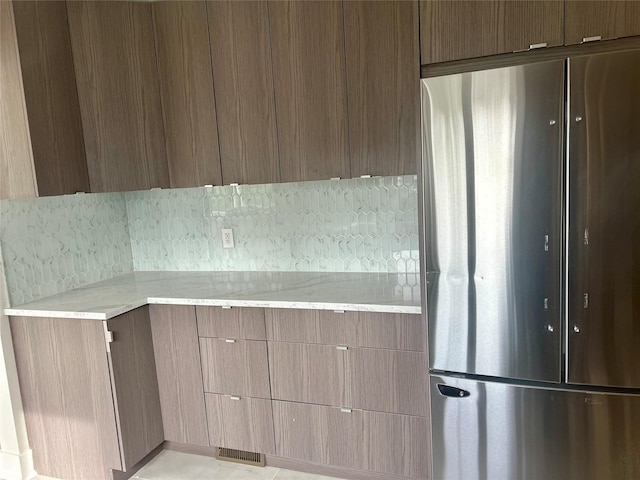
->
xmin=197 ymin=306 xmax=266 ymax=340
xmin=365 ymin=409 xmax=429 ymax=478
xmin=199 ymin=338 xmax=270 ymax=398
xmin=268 ymin=342 xmax=350 ymax=407
xmin=351 ymin=348 xmax=428 ymax=417
xmin=272 ymin=401 xmax=366 ymax=471
xmin=205 ymin=394 xmax=275 ymax=454
xmin=272 ymin=400 xmax=428 ymax=478
xmin=265 ymin=308 xmax=423 ymax=351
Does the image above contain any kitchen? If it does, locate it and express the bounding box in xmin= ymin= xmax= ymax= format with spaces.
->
xmin=1 ymin=2 xmax=639 ymax=480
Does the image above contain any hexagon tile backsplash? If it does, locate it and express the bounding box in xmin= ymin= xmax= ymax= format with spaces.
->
xmin=0 ymin=193 xmax=133 ymax=306
xmin=0 ymin=175 xmax=419 ymax=306
xmin=125 ymin=175 xmax=419 ymax=274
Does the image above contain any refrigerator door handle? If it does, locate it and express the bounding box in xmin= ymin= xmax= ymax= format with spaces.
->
xmin=437 ymin=384 xmax=471 ymax=398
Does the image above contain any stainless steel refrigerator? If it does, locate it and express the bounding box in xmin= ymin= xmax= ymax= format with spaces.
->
xmin=420 ymin=50 xmax=640 ymax=480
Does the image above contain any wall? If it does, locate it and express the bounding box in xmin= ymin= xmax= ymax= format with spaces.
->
xmin=0 ymin=193 xmax=133 ymax=307
xmin=126 ymin=175 xmax=419 ymax=273
xmin=1 ymin=175 xmax=418 ymax=307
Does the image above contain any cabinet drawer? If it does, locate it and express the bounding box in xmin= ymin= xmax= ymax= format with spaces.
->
xmin=268 ymin=342 xmax=350 ymax=407
xmin=352 ymin=348 xmax=428 ymax=417
xmin=199 ymin=338 xmax=270 ymax=398
xmin=197 ymin=306 xmax=266 ymax=340
xmin=269 ymin=342 xmax=427 ymax=415
xmin=205 ymin=394 xmax=275 ymax=455
xmin=272 ymin=401 xmax=428 ymax=478
xmin=265 ymin=308 xmax=423 ymax=351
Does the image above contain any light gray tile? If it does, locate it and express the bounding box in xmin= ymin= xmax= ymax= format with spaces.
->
xmin=273 ymin=469 xmax=343 ymax=480
xmin=133 ymin=450 xmax=279 ymax=480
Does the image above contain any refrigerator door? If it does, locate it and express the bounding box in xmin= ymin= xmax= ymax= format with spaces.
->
xmin=431 ymin=375 xmax=640 ymax=480
xmin=567 ymin=50 xmax=640 ymax=389
xmin=421 ymin=61 xmax=564 ymax=382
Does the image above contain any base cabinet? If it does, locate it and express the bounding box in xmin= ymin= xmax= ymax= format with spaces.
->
xmin=149 ymin=305 xmax=209 ymax=446
xmin=273 ymin=401 xmax=429 ymax=478
xmin=10 ymin=307 xmax=163 ymax=480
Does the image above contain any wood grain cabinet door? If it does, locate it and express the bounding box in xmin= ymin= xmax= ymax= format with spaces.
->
xmin=268 ymin=342 xmax=351 ymax=407
xmin=106 ymin=307 xmax=164 ymax=469
xmin=268 ymin=0 xmax=350 ymax=182
xmin=344 ymin=0 xmax=419 ymax=177
xmin=205 ymin=394 xmax=275 ymax=454
xmin=10 ymin=316 xmax=122 ymax=480
xmin=351 ymin=348 xmax=428 ymax=417
xmin=420 ymin=0 xmax=564 ymax=64
xmin=200 ymin=337 xmax=271 ymax=398
xmin=206 ymin=0 xmax=280 ymax=185
xmin=67 ymin=1 xmax=169 ymax=192
xmin=149 ymin=305 xmax=209 ymax=446
xmin=151 ymin=1 xmax=222 ymax=189
xmin=565 ymin=1 xmax=640 ymax=45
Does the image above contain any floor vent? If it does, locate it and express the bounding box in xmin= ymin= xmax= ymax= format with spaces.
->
xmin=215 ymin=447 xmax=265 ymax=467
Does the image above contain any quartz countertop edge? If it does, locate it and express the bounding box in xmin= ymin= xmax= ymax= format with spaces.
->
xmin=4 ymin=271 xmax=422 ymax=319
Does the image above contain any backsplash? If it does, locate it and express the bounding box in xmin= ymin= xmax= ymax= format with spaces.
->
xmin=0 ymin=193 xmax=133 ymax=306
xmin=1 ymin=175 xmax=419 ymax=306
xmin=126 ymin=175 xmax=419 ymax=273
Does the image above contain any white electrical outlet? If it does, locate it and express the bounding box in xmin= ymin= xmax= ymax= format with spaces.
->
xmin=222 ymin=229 xmax=234 ymax=248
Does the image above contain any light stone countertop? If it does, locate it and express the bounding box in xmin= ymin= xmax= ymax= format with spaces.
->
xmin=4 ymin=271 xmax=421 ymax=320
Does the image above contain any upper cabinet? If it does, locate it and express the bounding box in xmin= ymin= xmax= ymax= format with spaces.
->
xmin=344 ymin=1 xmax=419 ymax=176
xmin=207 ymin=1 xmax=280 ymax=185
xmin=565 ymin=1 xmax=640 ymax=45
xmin=420 ymin=0 xmax=564 ymax=64
xmin=152 ymin=1 xmax=222 ymax=189
xmin=0 ymin=1 xmax=38 ymax=200
xmin=269 ymin=1 xmax=350 ymax=182
xmin=12 ymin=1 xmax=89 ymax=197
xmin=67 ymin=1 xmax=169 ymax=193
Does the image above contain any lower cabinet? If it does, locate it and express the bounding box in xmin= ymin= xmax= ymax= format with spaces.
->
xmin=12 ymin=305 xmax=428 ymax=480
xmin=10 ymin=307 xmax=164 ymax=480
xmin=205 ymin=393 xmax=276 ymax=454
xmin=149 ymin=305 xmax=209 ymax=446
xmin=272 ymin=401 xmax=429 ymax=478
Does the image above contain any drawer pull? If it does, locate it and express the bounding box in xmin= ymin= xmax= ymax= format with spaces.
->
xmin=582 ymin=35 xmax=601 ymax=43
xmin=333 ymin=310 xmax=345 ymax=314
xmin=225 ymin=339 xmax=236 ymax=343
xmin=336 ymin=345 xmax=348 ymax=351
xmin=222 ymin=306 xmax=232 ymax=310
xmin=340 ymin=408 xmax=352 ymax=413
xmin=230 ymin=395 xmax=241 ymax=401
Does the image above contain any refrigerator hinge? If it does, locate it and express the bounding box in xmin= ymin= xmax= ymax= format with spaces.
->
xmin=583 ymin=228 xmax=589 ymax=245
xmin=583 ymin=293 xmax=589 ymax=309
xmin=103 ymin=321 xmax=114 ymax=353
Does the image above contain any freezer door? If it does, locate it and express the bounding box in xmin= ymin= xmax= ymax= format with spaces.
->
xmin=421 ymin=61 xmax=564 ymax=382
xmin=567 ymin=50 xmax=640 ymax=389
xmin=431 ymin=375 xmax=640 ymax=480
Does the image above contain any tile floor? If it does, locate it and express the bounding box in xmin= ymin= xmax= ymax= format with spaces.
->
xmin=36 ymin=450 xmax=343 ymax=480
